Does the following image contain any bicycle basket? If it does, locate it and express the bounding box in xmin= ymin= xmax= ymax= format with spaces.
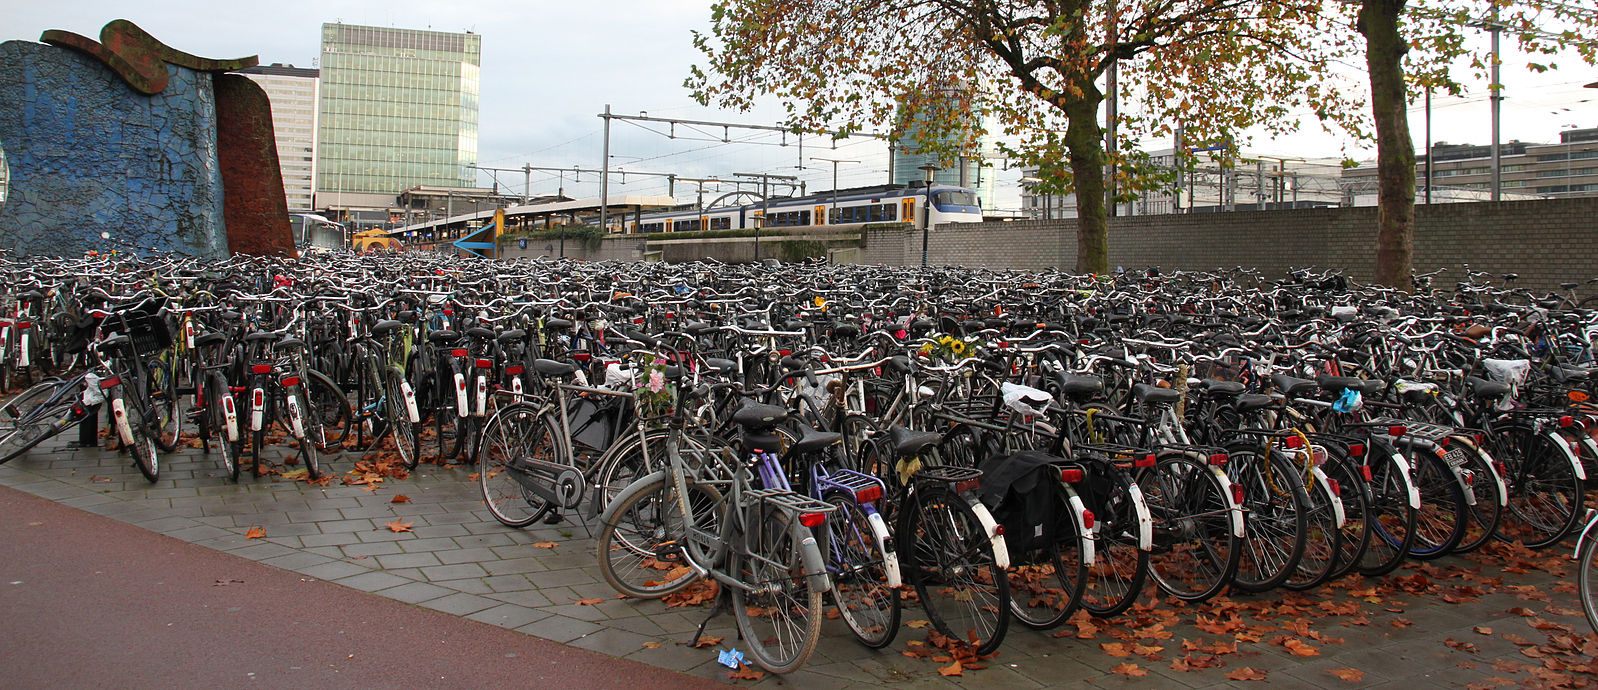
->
xmin=110 ymin=310 xmax=174 ymax=355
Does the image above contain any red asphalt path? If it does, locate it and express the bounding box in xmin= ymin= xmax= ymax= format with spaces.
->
xmin=0 ymin=485 xmax=719 ymax=689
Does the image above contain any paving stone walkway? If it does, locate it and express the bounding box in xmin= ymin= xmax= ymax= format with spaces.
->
xmin=3 ymin=431 xmax=1593 ymax=689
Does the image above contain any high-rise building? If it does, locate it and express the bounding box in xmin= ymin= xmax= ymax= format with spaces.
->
xmin=889 ymin=87 xmax=999 ymax=210
xmin=316 ymin=23 xmax=480 ymax=209
xmin=239 ymin=64 xmax=319 ymax=212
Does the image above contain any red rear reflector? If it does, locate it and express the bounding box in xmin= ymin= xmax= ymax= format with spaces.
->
xmin=798 ymin=512 xmax=826 ymax=528
xmin=1283 ymin=435 xmax=1304 ymax=449
xmin=1135 ymin=454 xmax=1156 ymax=468
xmin=854 ymin=486 xmax=883 ymax=504
xmin=253 ymin=390 xmax=264 ymax=406
xmin=15 ymin=321 xmax=30 ymax=330
xmin=1388 ymin=425 xmax=1407 ymax=437
xmin=1327 ymin=479 xmax=1342 ymax=496
xmin=954 ymin=478 xmax=982 ymax=494
xmin=1495 ymin=461 xmax=1507 ymax=476
xmin=251 ymin=364 xmax=273 ymax=374
xmin=1560 ymin=415 xmax=1575 ymax=428
xmin=1060 ymin=468 xmax=1085 ymax=483
xmin=1439 ymin=436 xmax=1451 ymax=447
xmin=1349 ymin=443 xmax=1366 ymax=457
xmin=573 ymin=352 xmax=592 ymax=362
xmin=443 ymin=309 xmax=454 ymax=316
xmin=992 ymin=524 xmax=1005 ymax=536
xmin=98 ymin=375 xmax=122 ymax=389
xmin=1081 ymin=509 xmax=1096 ymax=530
xmin=280 ymin=376 xmax=300 ymax=387
xmin=779 ymin=349 xmax=792 ymax=356
xmin=1463 ymin=472 xmax=1475 ymax=486
xmin=1360 ymin=465 xmax=1374 ymax=482
xmin=1208 ymin=453 xmax=1229 ymax=466
xmin=451 ymin=348 xmax=469 ymax=357
xmin=476 ymin=359 xmax=494 ymax=369
xmin=505 ymin=365 xmax=524 ymax=375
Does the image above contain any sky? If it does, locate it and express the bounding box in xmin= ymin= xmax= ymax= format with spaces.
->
xmin=4 ymin=1 xmax=1596 ymax=212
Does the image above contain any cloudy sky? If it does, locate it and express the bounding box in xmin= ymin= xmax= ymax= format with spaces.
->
xmin=4 ymin=1 xmax=1595 ymax=211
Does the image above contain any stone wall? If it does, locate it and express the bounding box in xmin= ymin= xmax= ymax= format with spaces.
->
xmin=859 ymin=197 xmax=1598 ymax=291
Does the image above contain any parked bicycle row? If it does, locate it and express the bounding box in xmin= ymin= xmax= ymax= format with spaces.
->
xmin=2 ymin=252 xmax=1596 ymax=674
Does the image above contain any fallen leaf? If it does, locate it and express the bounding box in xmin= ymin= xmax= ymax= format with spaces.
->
xmin=1329 ymin=667 xmax=1365 ymax=683
xmin=906 ymin=619 xmax=931 ymax=629
xmin=385 ymin=519 xmax=413 ymax=533
xmin=641 ymin=641 xmax=662 ymax=649
xmin=690 ymin=635 xmax=723 ymax=649
xmin=1101 ymin=642 xmax=1131 ymax=657
xmin=531 ymin=541 xmax=559 ymax=549
xmin=1445 ymin=638 xmax=1479 ymax=654
xmin=1283 ymin=639 xmax=1320 ymax=657
xmin=391 ymin=494 xmax=411 ymax=504
xmin=938 ymin=660 xmax=963 ymax=677
xmin=1111 ymin=663 xmax=1147 ymax=677
xmin=1227 ymin=667 xmax=1268 ymax=681
xmin=575 ymin=597 xmax=605 ymax=606
xmin=1473 ymin=626 xmax=1493 ymax=635
xmin=244 ymin=526 xmax=267 ymax=539
xmin=728 ymin=664 xmax=765 ymax=682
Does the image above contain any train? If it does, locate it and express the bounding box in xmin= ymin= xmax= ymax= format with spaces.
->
xmin=623 ymin=182 xmax=983 ymax=233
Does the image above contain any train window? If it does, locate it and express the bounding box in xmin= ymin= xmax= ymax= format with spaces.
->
xmin=640 ymin=222 xmax=665 ymax=233
xmin=934 ymin=190 xmax=980 ymax=207
xmin=673 ymin=219 xmax=702 ymax=232
xmin=710 ymin=216 xmax=731 ymax=230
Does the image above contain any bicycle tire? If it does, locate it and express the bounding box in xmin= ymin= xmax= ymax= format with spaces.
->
xmin=1579 ymin=526 xmax=1598 ymax=635
xmin=825 ymin=493 xmax=902 ymax=647
xmin=1360 ymin=444 xmax=1417 ymax=577
xmin=732 ymin=507 xmax=824 ymax=674
xmin=118 ymin=388 xmax=161 ymax=483
xmin=1080 ymin=466 xmax=1151 ymax=616
xmin=898 ymin=485 xmax=1010 ymax=655
xmin=206 ymin=370 xmax=241 ymax=482
xmin=146 ymin=359 xmax=180 ymax=453
xmin=477 ymin=403 xmax=561 ymax=527
xmin=1007 ymin=487 xmax=1088 ymax=629
xmin=594 ymin=473 xmax=720 ymax=599
xmin=1227 ymin=445 xmax=1308 ymax=593
xmin=1450 ymin=437 xmax=1505 ymax=554
xmin=1141 ymin=453 xmax=1239 ymax=603
xmin=1498 ymin=425 xmax=1585 ymax=549
xmin=384 ymin=367 xmax=419 ymax=470
xmin=1283 ymin=467 xmax=1343 ymax=590
xmin=1323 ymin=453 xmax=1373 ymax=581
xmin=1406 ymin=448 xmax=1467 ymax=559
xmin=305 ymin=368 xmax=350 ymax=451
xmin=287 ymin=386 xmax=321 ymax=480
xmin=0 ymin=381 xmax=71 ymax=464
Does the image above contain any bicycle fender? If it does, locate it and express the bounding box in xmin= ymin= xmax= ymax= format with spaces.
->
xmin=453 ymin=372 xmax=468 ymax=417
xmin=1208 ymin=466 xmax=1247 ymax=539
xmin=400 ymin=379 xmax=421 ymax=423
xmin=1391 ymin=451 xmax=1422 ymax=510
xmin=966 ymin=499 xmax=1011 ymax=569
xmin=596 ymin=470 xmax=669 ymax=525
xmin=1461 ymin=438 xmax=1510 ymax=507
xmin=1127 ymin=482 xmax=1154 ymax=551
xmin=1573 ymin=514 xmax=1598 ymax=560
xmin=220 ymin=393 xmax=240 ymax=442
xmin=1550 ymin=430 xmax=1588 ymax=481
xmin=864 ymin=510 xmax=902 ymax=588
xmin=797 ymin=528 xmax=833 ymax=594
xmin=1065 ymin=486 xmax=1096 ymax=567
xmin=1310 ymin=467 xmax=1346 ymax=529
xmin=110 ymin=396 xmax=134 ymax=446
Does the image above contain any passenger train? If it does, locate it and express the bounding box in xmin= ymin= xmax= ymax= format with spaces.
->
xmin=623 ymin=183 xmax=983 ymax=233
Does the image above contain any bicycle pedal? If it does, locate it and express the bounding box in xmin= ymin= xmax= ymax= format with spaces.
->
xmin=542 ymin=510 xmax=564 ymax=525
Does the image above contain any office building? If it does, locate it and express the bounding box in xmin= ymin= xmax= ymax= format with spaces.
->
xmin=890 ymin=87 xmax=999 ymax=210
xmin=1341 ymin=127 xmax=1598 ymax=199
xmin=239 ymin=64 xmax=319 ymax=212
xmin=316 ymin=23 xmax=481 ymax=211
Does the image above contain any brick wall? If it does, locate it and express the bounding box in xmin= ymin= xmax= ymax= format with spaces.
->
xmin=856 ymin=197 xmax=1598 ymax=291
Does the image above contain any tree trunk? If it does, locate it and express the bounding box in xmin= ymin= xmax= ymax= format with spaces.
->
xmin=1064 ymin=81 xmax=1110 ymax=275
xmin=1359 ymin=0 xmax=1416 ymax=289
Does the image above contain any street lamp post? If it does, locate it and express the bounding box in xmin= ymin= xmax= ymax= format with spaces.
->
xmin=811 ymin=156 xmax=858 ymax=225
xmin=919 ymin=164 xmax=938 ymax=267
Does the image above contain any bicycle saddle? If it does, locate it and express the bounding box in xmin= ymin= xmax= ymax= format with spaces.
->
xmin=532 ymin=359 xmax=577 ymax=378
xmin=731 ymin=404 xmax=788 ymax=429
xmin=1053 ymin=373 xmax=1103 ymax=401
xmin=1198 ymin=379 xmax=1245 ymax=396
xmin=371 ymin=319 xmax=403 ymax=337
xmin=1270 ymin=374 xmax=1318 ymax=397
xmin=889 ymin=425 xmax=941 ymax=458
xmin=193 ymin=332 xmax=227 ymax=348
xmin=427 ymin=330 xmax=460 ymax=344
xmin=785 ymin=425 xmax=842 ymax=457
xmin=1316 ymin=376 xmax=1383 ymax=396
xmin=244 ymin=331 xmax=282 ymax=343
xmin=1132 ymin=383 xmax=1181 ymax=405
xmin=495 ymin=329 xmax=526 ymax=342
xmin=1234 ymin=393 xmax=1278 ymax=412
xmin=1464 ymin=376 xmax=1510 ymax=398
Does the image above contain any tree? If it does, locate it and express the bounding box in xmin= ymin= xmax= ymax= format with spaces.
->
xmin=1336 ymin=0 xmax=1597 ymax=287
xmin=687 ymin=0 xmax=1349 ymax=273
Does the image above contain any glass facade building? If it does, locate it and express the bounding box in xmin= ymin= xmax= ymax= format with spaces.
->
xmin=317 ymin=24 xmax=480 ymax=197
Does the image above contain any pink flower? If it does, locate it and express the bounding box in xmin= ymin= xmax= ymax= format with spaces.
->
xmin=647 ymin=369 xmax=666 ymax=393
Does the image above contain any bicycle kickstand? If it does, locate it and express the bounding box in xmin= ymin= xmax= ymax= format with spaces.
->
xmin=687 ymin=585 xmax=735 ymax=648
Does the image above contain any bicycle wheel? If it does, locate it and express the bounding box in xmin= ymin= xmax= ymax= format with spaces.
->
xmin=116 ymin=388 xmax=160 ymax=483
xmin=825 ymin=493 xmax=901 ymax=647
xmin=1323 ymin=453 xmax=1373 ymax=581
xmin=594 ymin=473 xmax=721 ymax=599
xmin=305 ymin=369 xmax=349 ymax=451
xmin=1497 ymin=426 xmax=1585 ymax=549
xmin=285 ymin=385 xmax=321 ymax=480
xmin=1283 ymin=467 xmax=1342 ymax=591
xmin=898 ymin=485 xmax=1009 ymax=655
xmin=1360 ymin=444 xmax=1417 ymax=576
xmin=383 ymin=368 xmax=419 ymax=470
xmin=1141 ymin=453 xmax=1239 ymax=603
xmin=1450 ymin=438 xmax=1505 ymax=554
xmin=146 ymin=359 xmax=181 ymax=453
xmin=732 ymin=506 xmax=824 ymax=674
xmin=0 ymin=381 xmax=70 ymax=464
xmin=477 ymin=404 xmax=560 ymax=527
xmin=205 ymin=370 xmax=241 ymax=482
xmin=1007 ymin=487 xmax=1088 ymax=630
xmin=1227 ymin=445 xmax=1307 ymax=593
xmin=1080 ymin=468 xmax=1151 ymax=616
xmin=1579 ymin=525 xmax=1598 ymax=635
xmin=1407 ymin=448 xmax=1467 ymax=559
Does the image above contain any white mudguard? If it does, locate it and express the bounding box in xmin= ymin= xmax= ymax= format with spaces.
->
xmin=1550 ymin=430 xmax=1588 ymax=481
xmin=453 ymin=372 xmax=468 ymax=417
xmin=475 ymin=376 xmax=489 ymax=417
xmin=18 ymin=331 xmax=29 ymax=367
xmin=400 ymin=380 xmax=421 ymax=423
xmin=967 ymin=499 xmax=1011 ymax=569
xmin=1392 ymin=452 xmax=1422 ymax=510
xmin=285 ymin=393 xmax=306 ymax=439
xmin=220 ymin=394 xmax=240 ymax=442
xmin=1127 ymin=482 xmax=1154 ymax=551
xmin=1310 ymin=467 xmax=1346 ymax=528
xmin=1209 ymin=466 xmax=1247 ymax=538
xmin=865 ymin=511 xmax=902 ymax=588
xmin=110 ymin=396 xmax=134 ymax=446
xmin=1065 ymin=487 xmax=1096 ymax=567
xmin=510 ymin=376 xmax=524 ymax=397
xmin=250 ymin=388 xmax=265 ymax=432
